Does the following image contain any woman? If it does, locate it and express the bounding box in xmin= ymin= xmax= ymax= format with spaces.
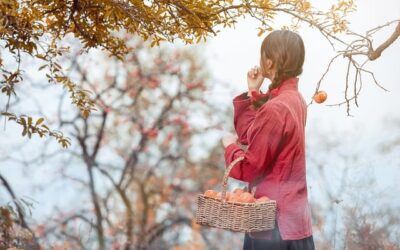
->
xmin=222 ymin=30 xmax=315 ymax=250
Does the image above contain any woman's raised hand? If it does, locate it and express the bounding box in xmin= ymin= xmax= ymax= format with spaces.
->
xmin=247 ymin=65 xmax=264 ymax=91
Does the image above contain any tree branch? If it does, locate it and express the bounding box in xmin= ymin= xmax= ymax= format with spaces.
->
xmin=368 ymin=21 xmax=400 ymax=60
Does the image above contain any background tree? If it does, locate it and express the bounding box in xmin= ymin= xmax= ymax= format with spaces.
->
xmin=1 ymin=34 xmax=236 ymax=249
xmin=306 ymin=124 xmax=400 ymax=250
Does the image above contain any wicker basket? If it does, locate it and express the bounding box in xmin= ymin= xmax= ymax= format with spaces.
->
xmin=195 ymin=156 xmax=277 ymax=233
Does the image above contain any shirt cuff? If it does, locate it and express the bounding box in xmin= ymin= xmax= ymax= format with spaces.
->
xmin=233 ymin=91 xmax=251 ymax=102
xmin=224 ymin=143 xmax=242 ymax=166
xmin=249 ymin=90 xmax=270 ymax=108
xmin=233 ymin=91 xmax=270 ymax=110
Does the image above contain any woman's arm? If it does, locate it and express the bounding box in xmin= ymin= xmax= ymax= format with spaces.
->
xmin=224 ymin=102 xmax=284 ymax=182
xmin=234 ymin=65 xmax=266 ymax=145
xmin=232 ymin=92 xmax=257 ymax=145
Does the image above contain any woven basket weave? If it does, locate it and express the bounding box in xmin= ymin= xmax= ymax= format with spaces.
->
xmin=195 ymin=156 xmax=277 ymax=233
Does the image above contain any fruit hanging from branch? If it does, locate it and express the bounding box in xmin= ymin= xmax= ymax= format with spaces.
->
xmin=313 ymin=90 xmax=328 ymax=104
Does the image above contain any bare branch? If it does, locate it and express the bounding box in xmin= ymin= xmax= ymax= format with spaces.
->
xmin=368 ymin=21 xmax=400 ymax=60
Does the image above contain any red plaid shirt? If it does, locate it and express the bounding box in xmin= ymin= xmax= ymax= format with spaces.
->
xmin=224 ymin=77 xmax=313 ymax=240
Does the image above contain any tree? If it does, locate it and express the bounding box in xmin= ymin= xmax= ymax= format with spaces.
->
xmin=0 ymin=34 xmax=235 ymax=249
xmin=0 ymin=183 xmax=38 ymax=250
xmin=1 ymin=0 xmax=399 ymax=146
xmin=306 ymin=124 xmax=400 ymax=249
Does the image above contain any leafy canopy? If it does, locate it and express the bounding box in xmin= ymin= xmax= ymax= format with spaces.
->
xmin=0 ymin=0 xmax=355 ymax=147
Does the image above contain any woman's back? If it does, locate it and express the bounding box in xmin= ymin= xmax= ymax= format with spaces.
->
xmin=222 ymin=29 xmax=314 ymax=249
xmin=247 ymin=77 xmax=312 ymax=240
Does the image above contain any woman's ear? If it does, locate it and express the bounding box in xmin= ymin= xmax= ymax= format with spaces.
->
xmin=260 ymin=58 xmax=274 ymax=78
xmin=265 ymin=58 xmax=273 ymax=70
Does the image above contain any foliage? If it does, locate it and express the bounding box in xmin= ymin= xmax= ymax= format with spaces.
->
xmin=0 ymin=198 xmax=36 ymax=250
xmin=0 ymin=0 xmax=360 ymax=146
xmin=0 ymin=112 xmax=71 ymax=148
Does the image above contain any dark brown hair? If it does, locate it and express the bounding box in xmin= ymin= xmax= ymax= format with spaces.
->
xmin=260 ymin=30 xmax=305 ymax=91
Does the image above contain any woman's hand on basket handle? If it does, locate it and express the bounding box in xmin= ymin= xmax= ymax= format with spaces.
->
xmin=222 ymin=132 xmax=238 ymax=148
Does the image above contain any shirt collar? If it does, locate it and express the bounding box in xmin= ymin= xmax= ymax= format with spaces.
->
xmin=270 ymin=77 xmax=299 ymax=97
xmin=249 ymin=77 xmax=299 ymax=109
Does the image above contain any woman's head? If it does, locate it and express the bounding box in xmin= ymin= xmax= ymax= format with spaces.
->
xmin=259 ymin=30 xmax=305 ymax=90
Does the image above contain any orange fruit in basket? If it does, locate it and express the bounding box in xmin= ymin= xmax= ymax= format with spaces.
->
xmin=204 ymin=190 xmax=217 ymax=198
xmin=228 ymin=193 xmax=239 ymax=202
xmin=233 ymin=188 xmax=245 ymax=195
xmin=238 ymin=192 xmax=255 ymax=203
xmin=215 ymin=191 xmax=230 ymax=201
xmin=255 ymin=196 xmax=270 ymax=203
xmin=224 ymin=192 xmax=231 ymax=201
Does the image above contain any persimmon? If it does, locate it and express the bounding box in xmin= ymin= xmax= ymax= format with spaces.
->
xmin=238 ymin=192 xmax=256 ymax=203
xmin=233 ymin=188 xmax=245 ymax=195
xmin=215 ymin=191 xmax=230 ymax=201
xmin=203 ymin=189 xmax=260 ymax=203
xmin=255 ymin=196 xmax=270 ymax=203
xmin=145 ymin=128 xmax=159 ymax=139
xmin=313 ymin=90 xmax=328 ymax=104
xmin=224 ymin=192 xmax=231 ymax=201
xmin=204 ymin=190 xmax=217 ymax=198
xmin=228 ymin=193 xmax=239 ymax=202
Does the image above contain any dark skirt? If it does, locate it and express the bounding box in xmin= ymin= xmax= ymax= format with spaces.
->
xmin=243 ymin=225 xmax=315 ymax=250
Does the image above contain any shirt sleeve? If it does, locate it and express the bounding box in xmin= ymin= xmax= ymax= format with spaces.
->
xmin=232 ymin=92 xmax=256 ymax=145
xmin=224 ymin=103 xmax=285 ymax=182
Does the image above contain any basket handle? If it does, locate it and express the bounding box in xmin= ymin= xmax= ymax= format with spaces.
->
xmin=221 ymin=156 xmax=249 ymax=202
xmin=221 ymin=156 xmax=262 ymax=202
